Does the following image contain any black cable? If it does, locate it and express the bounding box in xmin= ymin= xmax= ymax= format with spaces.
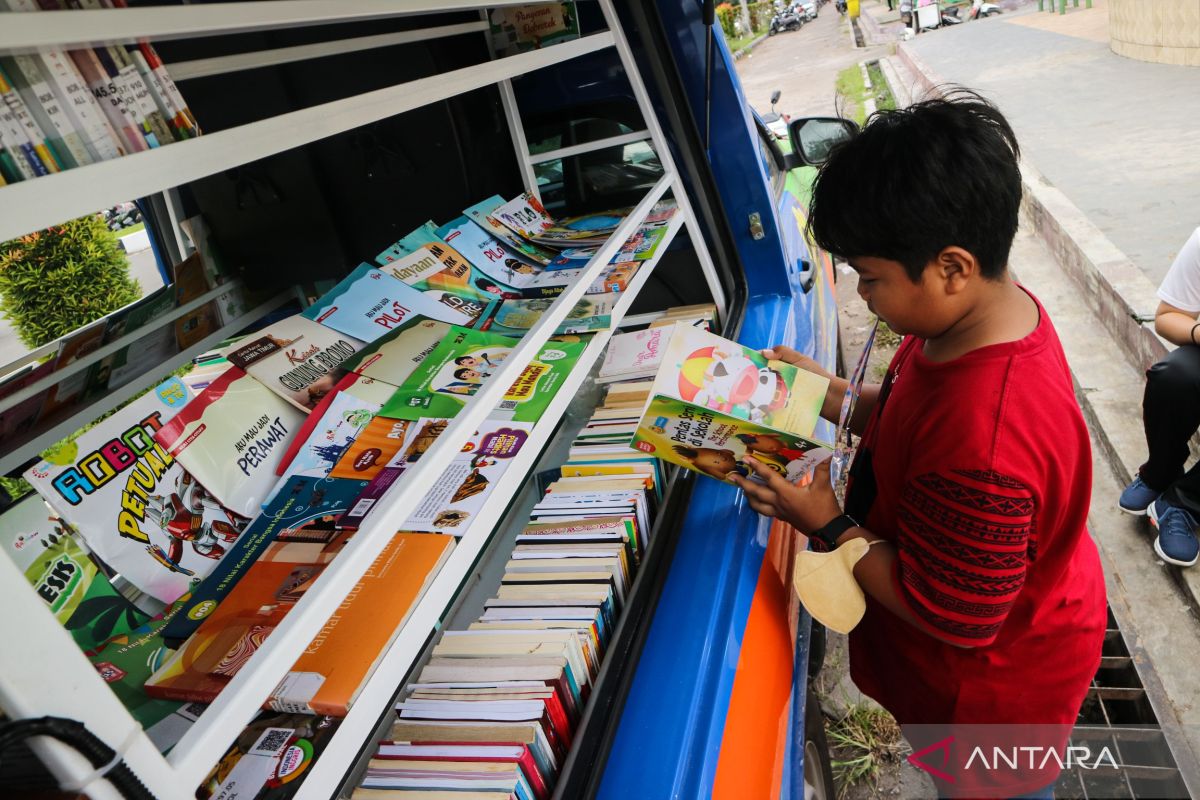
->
xmin=0 ymin=716 xmax=154 ymax=800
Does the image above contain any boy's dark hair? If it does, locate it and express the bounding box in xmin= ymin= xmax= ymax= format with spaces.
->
xmin=808 ymin=88 xmax=1021 ymax=281
xmin=453 ymin=367 xmax=476 ymax=380
xmin=453 ymin=355 xmax=473 ymax=365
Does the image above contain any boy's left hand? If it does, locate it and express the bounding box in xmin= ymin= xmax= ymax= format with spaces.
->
xmin=730 ymin=457 xmax=843 ymax=535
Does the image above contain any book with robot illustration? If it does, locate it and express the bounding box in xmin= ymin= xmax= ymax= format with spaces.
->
xmin=23 ymin=378 xmax=254 ymax=604
xmin=630 ymin=327 xmax=833 ymax=483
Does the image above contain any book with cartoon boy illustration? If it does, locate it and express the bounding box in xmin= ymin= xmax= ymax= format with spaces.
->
xmin=630 ymin=326 xmax=833 ymax=483
xmin=379 ymin=326 xmax=584 ymax=424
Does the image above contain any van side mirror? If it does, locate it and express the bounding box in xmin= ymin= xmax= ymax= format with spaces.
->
xmin=787 ymin=117 xmax=858 ymax=166
xmin=770 ymin=89 xmax=782 ymax=106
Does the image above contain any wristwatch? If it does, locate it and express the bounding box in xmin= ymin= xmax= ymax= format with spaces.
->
xmin=809 ymin=513 xmax=859 ymax=550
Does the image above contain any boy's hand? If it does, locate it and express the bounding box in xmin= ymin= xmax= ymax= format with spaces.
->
xmin=730 ymin=457 xmax=842 ymax=534
xmin=762 ymin=345 xmax=834 ymax=382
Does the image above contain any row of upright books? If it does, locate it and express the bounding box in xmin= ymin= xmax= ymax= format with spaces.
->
xmin=355 ymin=382 xmax=662 ymax=800
xmin=2 ymin=189 xmax=682 ymax=799
xmin=0 ymin=0 xmax=200 ymax=185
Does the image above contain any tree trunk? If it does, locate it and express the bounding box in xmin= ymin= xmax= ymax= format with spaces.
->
xmin=738 ymin=0 xmax=753 ymax=34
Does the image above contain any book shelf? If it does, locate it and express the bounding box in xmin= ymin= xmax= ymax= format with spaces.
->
xmin=0 ymin=2 xmax=729 ymax=798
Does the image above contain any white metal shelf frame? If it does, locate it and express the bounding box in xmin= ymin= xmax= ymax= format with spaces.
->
xmin=0 ymin=3 xmax=729 ymax=797
xmin=0 ymin=0 xmax=534 ymax=52
xmin=0 ymin=290 xmax=291 ymax=477
xmin=293 ymin=212 xmax=686 ymax=800
xmin=0 ymin=32 xmax=616 ymax=244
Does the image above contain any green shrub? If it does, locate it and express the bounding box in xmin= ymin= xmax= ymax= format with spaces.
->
xmin=716 ymin=2 xmax=738 ymax=38
xmin=0 ymin=215 xmax=140 ymax=349
xmin=748 ymin=1 xmax=773 ymax=31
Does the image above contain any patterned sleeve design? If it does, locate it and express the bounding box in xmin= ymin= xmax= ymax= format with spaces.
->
xmin=896 ymin=468 xmax=1035 ymax=646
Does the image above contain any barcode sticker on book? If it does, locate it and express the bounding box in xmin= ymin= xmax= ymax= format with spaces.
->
xmin=267 ymin=671 xmax=325 ymax=715
xmin=349 ymin=498 xmax=376 ymax=517
xmin=498 ymin=400 xmax=518 ymax=410
xmin=250 ymin=727 xmax=293 ymax=757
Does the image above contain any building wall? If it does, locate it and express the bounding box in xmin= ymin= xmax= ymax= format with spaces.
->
xmin=1109 ymin=0 xmax=1200 ymax=66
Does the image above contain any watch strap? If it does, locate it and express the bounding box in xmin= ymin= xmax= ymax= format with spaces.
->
xmin=809 ymin=513 xmax=859 ymax=550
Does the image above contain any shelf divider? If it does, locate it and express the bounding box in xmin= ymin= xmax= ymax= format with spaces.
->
xmin=0 ymin=33 xmax=616 ymax=244
xmin=0 ymin=290 xmax=290 ymax=476
xmin=0 ymin=0 xmax=532 ymax=53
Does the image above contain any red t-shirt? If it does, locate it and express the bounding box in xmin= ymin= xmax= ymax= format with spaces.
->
xmin=846 ymin=294 xmax=1106 ymax=791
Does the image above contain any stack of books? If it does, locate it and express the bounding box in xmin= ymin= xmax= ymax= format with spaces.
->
xmin=0 ymin=0 xmax=200 ymax=185
xmin=353 ymin=384 xmax=660 ymax=799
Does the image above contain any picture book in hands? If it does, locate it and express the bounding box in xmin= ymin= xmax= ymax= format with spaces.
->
xmin=630 ymin=326 xmax=833 ymax=483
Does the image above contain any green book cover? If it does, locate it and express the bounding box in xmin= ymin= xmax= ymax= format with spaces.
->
xmin=1 ymin=497 xmax=150 ymax=650
xmin=380 ymin=326 xmax=584 ymax=423
xmin=632 ymin=395 xmax=832 ymax=483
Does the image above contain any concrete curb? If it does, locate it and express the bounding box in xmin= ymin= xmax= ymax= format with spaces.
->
xmin=894 ymin=42 xmax=1168 ymax=373
xmin=731 ymin=32 xmax=770 ymax=60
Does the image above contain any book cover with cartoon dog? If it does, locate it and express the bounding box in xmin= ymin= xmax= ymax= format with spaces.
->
xmin=379 ymin=326 xmax=583 ymax=424
xmin=649 ymin=326 xmax=829 ymax=435
xmin=630 ymin=327 xmax=833 ymax=483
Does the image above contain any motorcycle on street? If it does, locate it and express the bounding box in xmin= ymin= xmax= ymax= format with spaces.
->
xmin=768 ymin=1 xmax=804 ymax=34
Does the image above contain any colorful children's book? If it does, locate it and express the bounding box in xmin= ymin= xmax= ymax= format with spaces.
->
xmin=490 ymin=295 xmax=617 ymax=335
xmin=154 ymin=367 xmax=306 ymax=517
xmin=0 ymin=358 xmax=53 ymax=440
xmin=302 ymin=263 xmax=492 ymax=343
xmin=547 ymin=226 xmax=670 ymax=269
xmin=376 ymin=239 xmax=513 ymax=304
xmin=488 ymin=2 xmax=580 ymax=57
xmin=380 ymin=327 xmax=583 ymax=424
xmin=632 ymin=394 xmax=831 ymax=484
xmin=338 ymin=419 xmax=533 ymax=533
xmin=23 ymin=378 xmax=248 ymax=604
xmin=224 ymin=315 xmax=364 ymax=413
xmin=330 ymin=416 xmax=417 ymax=483
xmin=161 ymin=475 xmax=369 ymax=647
xmin=87 ymin=600 xmax=205 ymax=753
xmin=435 ymin=214 xmax=538 ymax=296
xmin=270 ymin=533 xmax=454 ymax=715
xmin=488 ymin=192 xmax=556 ymax=242
xmin=1 ymin=496 xmax=150 ymax=649
xmin=597 ymin=323 xmax=674 ymax=384
xmin=465 ymin=196 xmax=556 ymax=266
xmin=341 ymin=317 xmax=452 ymax=389
xmin=198 ymin=712 xmax=339 ymax=800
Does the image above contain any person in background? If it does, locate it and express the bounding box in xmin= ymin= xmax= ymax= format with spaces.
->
xmin=1117 ymin=226 xmax=1200 ymax=567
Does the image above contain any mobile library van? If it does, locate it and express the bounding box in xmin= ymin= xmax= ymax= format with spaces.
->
xmin=0 ymin=2 xmax=842 ymax=798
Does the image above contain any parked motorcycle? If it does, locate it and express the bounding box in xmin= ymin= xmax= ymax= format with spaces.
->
xmin=835 ymin=0 xmax=847 ymax=16
xmin=796 ymin=1 xmax=818 ymax=22
xmin=768 ymin=2 xmax=804 ymax=34
xmin=760 ymin=89 xmax=790 ymax=139
xmin=968 ymin=0 xmax=1002 ymax=19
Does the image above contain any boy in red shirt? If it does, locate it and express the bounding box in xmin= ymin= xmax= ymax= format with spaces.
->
xmin=732 ymin=91 xmax=1106 ymax=798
